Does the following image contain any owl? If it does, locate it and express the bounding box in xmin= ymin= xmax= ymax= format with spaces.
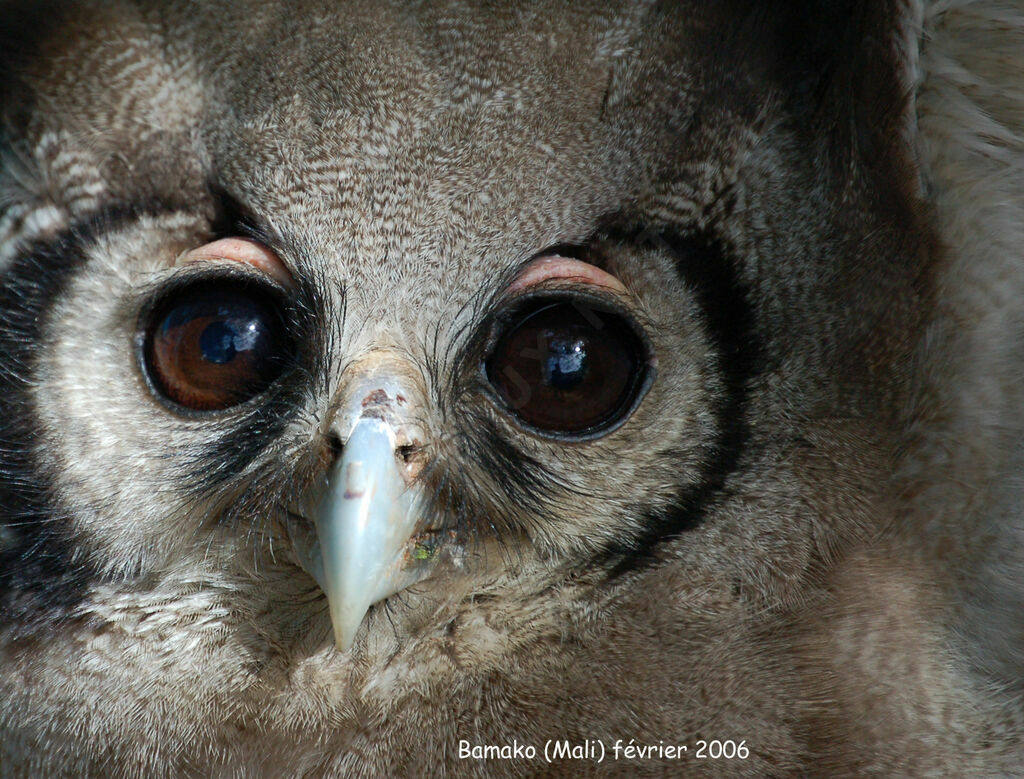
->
xmin=1 ymin=0 xmax=1022 ymax=775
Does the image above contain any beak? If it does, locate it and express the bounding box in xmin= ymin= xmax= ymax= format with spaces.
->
xmin=289 ymin=354 xmax=459 ymax=650
xmin=292 ymin=385 xmax=442 ymax=650
xmin=316 ymin=416 xmax=435 ymax=650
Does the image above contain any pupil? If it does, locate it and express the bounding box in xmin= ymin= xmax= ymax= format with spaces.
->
xmin=200 ymin=320 xmax=240 ymax=364
xmin=543 ymin=334 xmax=587 ymax=390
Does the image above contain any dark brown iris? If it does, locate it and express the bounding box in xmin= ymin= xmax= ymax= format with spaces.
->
xmin=485 ymin=299 xmax=648 ymax=436
xmin=144 ymin=283 xmax=290 ymax=411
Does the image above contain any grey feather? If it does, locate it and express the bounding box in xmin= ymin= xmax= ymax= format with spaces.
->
xmin=1 ymin=0 xmax=1022 ymax=775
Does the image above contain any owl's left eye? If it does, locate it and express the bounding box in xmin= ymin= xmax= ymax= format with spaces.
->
xmin=141 ymin=281 xmax=292 ymax=412
xmin=484 ymin=297 xmax=651 ymax=438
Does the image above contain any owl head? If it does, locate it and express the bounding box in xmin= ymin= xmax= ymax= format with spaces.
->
xmin=1 ymin=0 xmax=1021 ymax=774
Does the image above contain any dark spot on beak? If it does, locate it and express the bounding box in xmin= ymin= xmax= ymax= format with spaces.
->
xmin=363 ymin=389 xmax=390 ymax=406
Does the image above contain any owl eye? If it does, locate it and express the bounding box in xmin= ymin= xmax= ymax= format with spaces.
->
xmin=142 ymin=281 xmax=292 ymax=412
xmin=484 ymin=299 xmax=650 ymax=437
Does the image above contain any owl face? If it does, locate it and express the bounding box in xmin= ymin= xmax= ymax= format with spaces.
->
xmin=2 ymin=0 xmax=1016 ymax=774
xmin=4 ymin=0 xmax=788 ymax=637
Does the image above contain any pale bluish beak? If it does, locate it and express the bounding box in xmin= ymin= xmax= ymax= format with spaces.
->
xmin=301 ymin=416 xmax=434 ymax=650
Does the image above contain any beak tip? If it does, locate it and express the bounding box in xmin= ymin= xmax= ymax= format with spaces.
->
xmin=329 ymin=600 xmax=370 ymax=652
xmin=334 ymin=629 xmax=355 ymax=653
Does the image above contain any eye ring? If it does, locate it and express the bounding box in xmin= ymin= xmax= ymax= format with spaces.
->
xmin=137 ymin=275 xmax=294 ymax=415
xmin=481 ymin=292 xmax=654 ymax=441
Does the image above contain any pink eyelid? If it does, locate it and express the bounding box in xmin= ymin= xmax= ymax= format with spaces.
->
xmin=177 ymin=238 xmax=295 ymax=287
xmin=506 ymin=255 xmax=628 ymax=296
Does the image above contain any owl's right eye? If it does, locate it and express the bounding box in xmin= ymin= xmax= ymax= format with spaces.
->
xmin=141 ymin=282 xmax=292 ymax=412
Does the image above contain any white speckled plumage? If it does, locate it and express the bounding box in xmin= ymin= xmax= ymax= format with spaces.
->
xmin=1 ymin=0 xmax=1022 ymax=775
